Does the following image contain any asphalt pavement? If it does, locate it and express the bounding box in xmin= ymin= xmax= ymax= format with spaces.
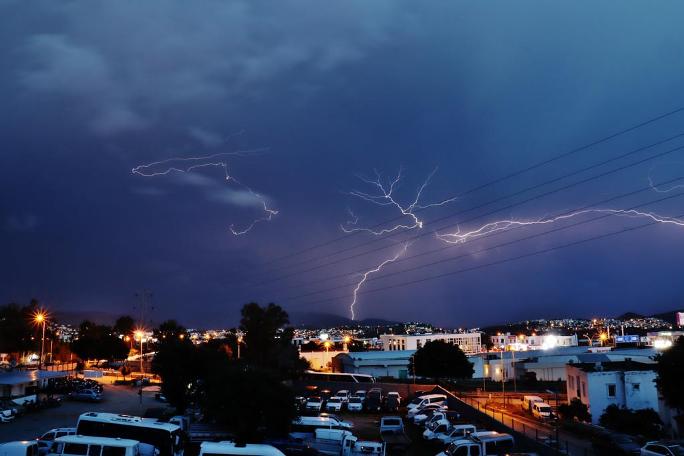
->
xmin=0 ymin=380 xmax=162 ymax=443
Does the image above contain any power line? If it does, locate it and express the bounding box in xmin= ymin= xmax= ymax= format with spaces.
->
xmin=275 ymin=176 xmax=684 ymax=297
xmin=252 ymin=138 xmax=684 ymax=287
xmin=258 ymin=106 xmax=684 ymax=267
xmin=286 ymin=207 xmax=684 ymax=309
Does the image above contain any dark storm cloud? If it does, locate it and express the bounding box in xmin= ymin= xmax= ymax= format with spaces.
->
xmin=2 ymin=0 xmax=684 ymax=327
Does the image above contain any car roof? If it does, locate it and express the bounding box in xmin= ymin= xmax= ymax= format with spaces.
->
xmin=55 ymin=435 xmax=139 ymax=447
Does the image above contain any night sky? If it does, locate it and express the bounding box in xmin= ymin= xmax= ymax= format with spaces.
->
xmin=2 ymin=1 xmax=684 ymax=328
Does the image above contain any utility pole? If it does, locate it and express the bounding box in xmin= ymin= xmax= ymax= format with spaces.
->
xmin=501 ymin=350 xmax=506 ymax=407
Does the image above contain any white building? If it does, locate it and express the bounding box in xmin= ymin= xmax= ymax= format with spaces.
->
xmin=380 ymin=332 xmax=482 ymax=355
xmin=334 ymin=350 xmax=416 ymax=379
xmin=565 ymin=361 xmax=659 ymax=424
xmin=489 ymin=333 xmax=578 ymax=351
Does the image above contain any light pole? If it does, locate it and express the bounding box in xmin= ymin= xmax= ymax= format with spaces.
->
xmin=500 ymin=349 xmax=505 ymax=407
xmin=34 ymin=312 xmax=47 ymax=370
xmin=237 ymin=335 xmax=243 ymax=360
xmin=324 ymin=341 xmax=332 ymax=371
xmin=135 ymin=330 xmax=145 ymax=375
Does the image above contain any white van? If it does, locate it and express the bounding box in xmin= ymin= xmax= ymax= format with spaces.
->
xmin=199 ymin=442 xmax=284 ymax=456
xmin=532 ymin=402 xmax=553 ymax=419
xmin=522 ymin=395 xmax=544 ymax=412
xmin=47 ymin=436 xmax=141 ymax=456
xmin=0 ymin=441 xmax=40 ymax=456
xmin=406 ymin=394 xmax=447 ymax=411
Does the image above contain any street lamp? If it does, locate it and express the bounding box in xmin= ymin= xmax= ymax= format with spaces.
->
xmin=324 ymin=341 xmax=332 ymax=371
xmin=237 ymin=335 xmax=243 ymax=360
xmin=34 ymin=312 xmax=47 ymax=370
xmin=135 ymin=330 xmax=145 ymax=375
xmin=599 ymin=333 xmax=608 ymax=347
xmin=343 ymin=335 xmax=351 ymax=351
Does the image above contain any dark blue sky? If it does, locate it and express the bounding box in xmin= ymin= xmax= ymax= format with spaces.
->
xmin=2 ymin=1 xmax=684 ymax=328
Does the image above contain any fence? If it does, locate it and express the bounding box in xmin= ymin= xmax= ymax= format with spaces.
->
xmin=458 ymin=393 xmax=596 ymax=456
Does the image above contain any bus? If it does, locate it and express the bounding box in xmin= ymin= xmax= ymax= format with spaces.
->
xmin=76 ymin=413 xmax=182 ymax=456
xmin=48 ymin=436 xmax=140 ymax=456
xmin=302 ymin=371 xmax=375 ymax=383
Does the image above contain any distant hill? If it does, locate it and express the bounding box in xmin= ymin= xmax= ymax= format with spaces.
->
xmin=53 ymin=310 xmax=121 ymax=325
xmin=616 ymin=312 xmax=646 ymax=321
xmin=287 ymin=311 xmax=398 ymax=328
xmin=649 ymin=309 xmax=684 ymax=326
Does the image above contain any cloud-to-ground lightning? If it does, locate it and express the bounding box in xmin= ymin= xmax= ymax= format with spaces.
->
xmin=342 ymin=167 xmax=456 ymax=319
xmin=132 ymin=149 xmax=278 ymax=235
xmin=349 ymin=243 xmax=410 ymax=320
xmin=342 ymin=167 xmax=458 ymax=235
xmin=435 ymin=208 xmax=684 ymax=244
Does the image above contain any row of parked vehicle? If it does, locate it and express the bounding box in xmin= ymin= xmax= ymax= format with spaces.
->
xmin=299 ymin=388 xmax=402 ymax=414
xmin=405 ymin=393 xmax=518 ymax=456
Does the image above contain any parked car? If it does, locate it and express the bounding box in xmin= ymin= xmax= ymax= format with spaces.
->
xmin=385 ymin=392 xmax=401 ymax=412
xmin=37 ymin=428 xmax=77 ymax=455
xmin=354 ymin=390 xmax=367 ymax=401
xmin=434 ymin=424 xmax=479 ymax=445
xmin=67 ymin=389 xmax=102 ymax=402
xmin=411 ymin=407 xmax=446 ymax=425
xmin=641 ymin=441 xmax=684 ymax=456
xmin=335 ymin=390 xmax=350 ymax=403
xmin=347 ymin=396 xmax=364 ymax=412
xmin=592 ymin=432 xmax=641 ymax=455
xmin=406 ymin=394 xmax=447 ymax=413
xmin=408 ymin=403 xmax=448 ymax=421
xmin=325 ymin=397 xmax=344 ymax=412
xmin=366 ymin=388 xmax=384 ymax=412
xmin=531 ymin=402 xmax=553 ymax=420
xmin=305 ymin=396 xmax=323 ymax=412
xmin=0 ymin=441 xmax=39 ymax=456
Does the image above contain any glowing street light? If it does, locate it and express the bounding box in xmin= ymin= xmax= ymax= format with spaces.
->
xmin=599 ymin=333 xmax=608 ymax=346
xmin=134 ymin=329 xmax=145 ymax=374
xmin=33 ymin=311 xmax=47 ymax=370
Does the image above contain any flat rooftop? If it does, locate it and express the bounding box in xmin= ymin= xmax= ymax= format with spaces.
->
xmin=0 ymin=369 xmax=70 ymax=385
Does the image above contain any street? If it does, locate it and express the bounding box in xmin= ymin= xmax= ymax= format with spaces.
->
xmin=459 ymin=393 xmax=595 ymax=456
xmin=0 ymin=380 xmax=162 ymax=443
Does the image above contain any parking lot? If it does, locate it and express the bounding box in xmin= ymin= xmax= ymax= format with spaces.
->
xmin=0 ymin=380 xmax=162 ymax=443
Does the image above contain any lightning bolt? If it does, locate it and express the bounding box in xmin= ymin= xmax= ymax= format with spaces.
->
xmin=436 ymin=209 xmax=684 ymax=244
xmin=341 ymin=167 xmax=458 ymax=235
xmin=132 ymin=149 xmax=278 ymax=235
xmin=649 ymin=174 xmax=684 ymax=193
xmin=349 ymin=243 xmax=410 ymax=320
xmin=647 ymin=162 xmax=684 ymax=193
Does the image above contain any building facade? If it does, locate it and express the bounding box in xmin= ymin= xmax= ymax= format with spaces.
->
xmin=565 ymin=361 xmax=659 ymax=424
xmin=380 ymin=332 xmax=482 ymax=354
xmin=489 ymin=332 xmax=578 ymax=351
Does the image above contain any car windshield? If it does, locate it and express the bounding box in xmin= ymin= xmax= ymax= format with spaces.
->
xmin=540 ymin=407 xmax=552 ymax=413
xmin=328 ymin=398 xmax=340 ymax=403
xmin=349 ymin=398 xmax=362 ymax=403
xmin=308 ymin=397 xmax=321 ymax=402
xmin=409 ymin=398 xmax=422 ymax=405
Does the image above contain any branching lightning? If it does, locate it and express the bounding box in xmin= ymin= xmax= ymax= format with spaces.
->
xmin=132 ymin=149 xmax=278 ymax=235
xmin=436 ymin=209 xmax=684 ymax=244
xmin=342 ymin=167 xmax=455 ymax=319
xmin=649 ymin=174 xmax=684 ymax=193
xmin=341 ymin=167 xmax=458 ymax=235
xmin=349 ymin=243 xmax=410 ymax=321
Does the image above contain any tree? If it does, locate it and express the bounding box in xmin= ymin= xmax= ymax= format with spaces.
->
xmin=71 ymin=320 xmax=128 ymax=362
xmin=654 ymin=336 xmax=684 ymax=410
xmin=151 ymin=334 xmax=198 ymax=412
xmin=557 ymin=398 xmax=591 ymax=422
xmin=0 ymin=300 xmax=41 ymax=356
xmin=599 ymin=405 xmax=663 ymax=439
xmin=198 ymin=364 xmax=296 ymax=445
xmin=239 ymin=303 xmax=307 ymax=378
xmin=113 ymin=315 xmax=135 ymax=336
xmin=410 ymin=340 xmax=474 ymax=380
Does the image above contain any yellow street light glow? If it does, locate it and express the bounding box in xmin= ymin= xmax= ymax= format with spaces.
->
xmin=34 ymin=312 xmax=46 ymax=323
xmin=343 ymin=336 xmax=351 ymax=344
xmin=323 ymin=341 xmax=332 ymax=349
xmin=134 ymin=330 xmax=144 ymax=340
xmin=599 ymin=333 xmax=608 ymax=341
